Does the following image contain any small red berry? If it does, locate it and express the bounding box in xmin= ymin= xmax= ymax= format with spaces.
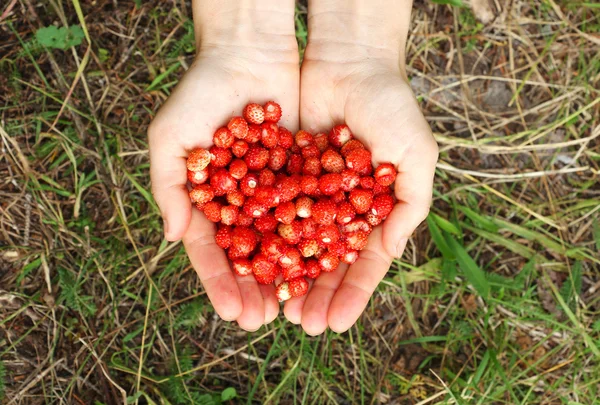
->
xmin=258 ymin=168 xmax=276 ymax=187
xmin=244 ymin=146 xmax=269 ymax=171
xmin=243 ymin=103 xmax=265 ymax=125
xmin=341 ymin=250 xmax=359 ymax=264
xmin=319 ymin=173 xmax=342 ymax=195
xmin=278 ymin=220 xmax=303 ymax=245
xmin=232 ymin=140 xmax=249 ymax=158
xmin=321 ymin=149 xmax=345 ymax=173
xmin=340 ymin=139 xmax=365 ymax=157
xmin=278 ymin=127 xmax=294 ymax=148
xmin=329 ymin=124 xmax=353 ymax=147
xmin=345 ymin=148 xmax=373 ymax=175
xmin=263 ymin=101 xmax=282 ymax=123
xmin=187 ymin=148 xmax=211 ymax=172
xmin=360 ymin=176 xmax=375 ymax=190
xmin=318 ymin=251 xmax=340 ymax=272
xmin=252 ymin=254 xmax=279 ymax=284
xmin=187 ymin=168 xmax=209 ymax=185
xmin=261 ymin=122 xmax=279 ymax=148
xmin=220 ymin=205 xmax=239 ymax=225
xmin=346 ymin=231 xmax=369 ymax=250
xmin=243 ymin=197 xmax=268 ymax=218
xmin=336 ymin=202 xmax=356 ymax=224
xmin=314 ymin=132 xmax=329 ymax=152
xmin=349 ymin=188 xmax=374 ymax=214
xmin=209 ymin=146 xmax=232 ymax=168
xmin=232 ymin=259 xmax=253 ymax=276
xmin=240 ymin=173 xmax=259 ymax=196
xmin=303 ymin=157 xmax=322 ymax=176
xmin=260 ymin=234 xmax=287 ymax=263
xmin=236 ymin=211 xmax=254 ymax=227
xmin=371 ymin=194 xmax=394 ymax=217
xmin=331 ymin=190 xmax=346 ymax=204
xmin=312 ymin=199 xmax=337 ymax=225
xmin=229 ymin=159 xmax=248 ymax=180
xmin=202 ymin=201 xmax=222 ymax=222
xmin=374 ymin=163 xmax=398 ymax=186
xmin=278 ymin=247 xmax=302 ymax=269
xmin=227 ymin=116 xmax=249 ymax=139
xmin=301 ymin=144 xmax=320 ymax=159
xmin=286 ymin=154 xmax=304 ymax=175
xmin=232 ymin=226 xmax=258 ymax=255
xmin=340 ymin=169 xmax=361 ymax=192
xmin=328 ymin=240 xmax=347 ymax=256
xmin=341 ymin=218 xmax=372 ymax=234
xmin=213 ymin=127 xmax=234 ymax=149
xmin=276 ymin=177 xmax=301 ymax=203
xmin=300 ymin=175 xmax=320 ymax=196
xmin=254 ymin=213 xmax=278 ymax=234
xmin=295 ymin=130 xmax=314 ymax=148
xmin=246 ymin=123 xmax=262 ymax=143
xmin=282 ymin=264 xmax=306 ymax=282
xmin=298 ymin=238 xmax=319 ymax=257
xmin=189 ymin=184 xmax=214 ymax=204
xmin=215 ymin=226 xmax=232 ymax=249
xmin=255 ymin=186 xmax=280 ymax=207
xmin=306 ymin=259 xmax=321 ymax=278
xmin=365 ymin=212 xmax=383 ymax=226
xmin=268 ymin=147 xmax=288 ymax=171
xmin=275 ymin=201 xmax=296 ymax=224
xmin=317 ymin=224 xmax=341 ymax=245
xmin=276 ymin=277 xmax=309 ymax=301
xmin=301 ymin=218 xmax=318 ymax=239
xmin=295 ymin=196 xmax=313 ymax=218
xmin=373 ymin=182 xmax=390 ymax=195
xmin=210 ymin=169 xmax=237 ymax=196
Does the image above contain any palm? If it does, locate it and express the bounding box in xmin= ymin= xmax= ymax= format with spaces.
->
xmin=149 ymin=50 xmax=299 ymax=331
xmin=284 ymin=54 xmax=438 ymax=334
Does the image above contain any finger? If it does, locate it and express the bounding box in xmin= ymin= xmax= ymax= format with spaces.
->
xmin=327 ymin=226 xmax=394 ymax=333
xmin=182 ymin=209 xmax=242 ymax=321
xmin=283 ymin=278 xmax=313 ymax=324
xmin=235 ymin=275 xmax=266 ymax=332
xmin=301 ymin=263 xmax=349 ymax=336
xmin=148 ymin=127 xmax=191 ymax=241
xmin=259 ymin=284 xmax=280 ymax=325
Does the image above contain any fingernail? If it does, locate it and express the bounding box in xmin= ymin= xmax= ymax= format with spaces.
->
xmin=395 ymin=238 xmax=408 ymax=258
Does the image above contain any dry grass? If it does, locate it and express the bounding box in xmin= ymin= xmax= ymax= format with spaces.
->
xmin=1 ymin=0 xmax=599 ymax=403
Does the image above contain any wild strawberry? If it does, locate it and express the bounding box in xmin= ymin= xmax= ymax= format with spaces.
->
xmin=346 ymin=231 xmax=369 ymax=250
xmin=312 ymin=199 xmax=337 ymax=225
xmin=365 ymin=212 xmax=383 ymax=226
xmin=232 ymin=259 xmax=253 ymax=276
xmin=213 ymin=127 xmax=235 ymax=149
xmin=331 ymin=190 xmax=346 ymax=204
xmin=349 ymin=188 xmax=374 ymax=214
xmin=229 ymin=159 xmax=248 ymax=180
xmin=210 ymin=169 xmax=237 ymax=196
xmin=286 ymin=154 xmax=304 ymax=174
xmin=295 ymin=196 xmax=313 ymax=218
xmin=260 ymin=234 xmax=287 ymax=263
xmin=290 ymin=145 xmax=301 ymax=154
xmin=317 ymin=224 xmax=341 ymax=245
xmin=298 ymin=238 xmax=319 ymax=257
xmin=275 ymin=201 xmax=296 ymax=224
xmin=305 ymin=259 xmax=321 ymax=279
xmin=341 ymin=250 xmax=359 ymax=264
xmin=278 ymin=220 xmax=303 ymax=245
xmin=243 ymin=103 xmax=265 ymax=125
xmin=314 ymin=246 xmax=327 ymax=259
xmin=232 ymin=140 xmax=249 ymax=158
xmin=336 ymin=202 xmax=356 ymax=224
xmin=255 ymin=186 xmax=280 ymax=207
xmin=243 ymin=197 xmax=268 ymax=218
xmin=276 ymin=177 xmax=301 ymax=202
xmin=246 ymin=123 xmax=262 ymax=143
xmin=202 ymin=201 xmax=222 ymax=222
xmin=374 ymin=163 xmax=398 ymax=186
xmin=254 ymin=213 xmax=278 ymax=234
xmin=345 ymin=149 xmax=373 ymax=175
xmin=341 ymin=218 xmax=372 ymax=234
xmin=240 ymin=173 xmax=259 ymax=196
xmin=187 ymin=148 xmax=211 ymax=171
xmin=360 ymin=176 xmax=375 ymax=190
xmin=258 ymin=168 xmax=276 ymax=186
xmin=300 ymin=175 xmax=320 ymax=196
xmin=227 ymin=191 xmax=247 ymax=209
xmin=244 ymin=146 xmax=269 ymax=170
xmin=220 ymin=205 xmax=239 ymax=225
xmin=236 ymin=211 xmax=254 ymax=227
xmin=276 ymin=277 xmax=309 ymax=301
xmin=371 ymin=194 xmax=394 ymax=217
xmin=321 ymin=149 xmax=345 ymax=173
xmin=279 ymin=247 xmax=302 ymax=268
xmin=340 ymin=139 xmax=365 ymax=157
xmin=373 ymin=182 xmax=390 ymax=195
xmin=187 ymin=168 xmax=209 ymax=185
xmin=282 ymin=264 xmax=306 ymax=282
xmin=252 ymin=254 xmax=280 ymax=284
xmin=314 ymin=132 xmax=329 ymax=152
xmin=260 ymin=122 xmax=279 ymax=148
xmin=301 ymin=144 xmax=320 ymax=159
xmin=318 ymin=251 xmax=340 ymax=272
xmin=232 ymin=226 xmax=258 ymax=255
xmin=329 ymin=124 xmax=353 ymax=147
xmin=228 ymin=116 xmax=249 ymax=139
xmin=209 ymin=146 xmax=232 ymax=168
xmin=263 ymin=101 xmax=282 ymax=122
xmin=268 ymin=147 xmax=288 ymax=171
xmin=278 ymin=126 xmax=294 ymax=148
xmin=301 ymin=218 xmax=318 ymax=239
xmin=227 ymin=246 xmax=247 ymax=260
xmin=319 ymin=173 xmax=342 ymax=195
xmin=303 ymin=157 xmax=322 ymax=176
xmin=340 ymin=169 xmax=361 ymax=192
xmin=328 ymin=240 xmax=347 ymax=256
xmin=275 ymin=281 xmax=292 ymax=301
xmin=189 ymin=184 xmax=214 ymax=204
xmin=295 ymin=130 xmax=314 ymax=147
xmin=215 ymin=226 xmax=232 ymax=249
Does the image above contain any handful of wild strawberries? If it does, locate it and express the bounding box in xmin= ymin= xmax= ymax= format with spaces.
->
xmin=186 ymin=102 xmax=397 ymax=302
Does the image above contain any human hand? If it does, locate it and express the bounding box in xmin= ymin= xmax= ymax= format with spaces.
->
xmin=284 ymin=0 xmax=439 ymax=335
xmin=148 ymin=0 xmax=299 ymax=331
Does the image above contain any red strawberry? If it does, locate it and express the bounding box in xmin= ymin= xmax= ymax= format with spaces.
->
xmin=319 ymin=173 xmax=342 ymax=195
xmin=213 ymin=127 xmax=235 ymax=149
xmin=299 ymin=219 xmax=316 ymax=240
xmin=202 ymin=201 xmax=222 ymax=222
xmin=189 ymin=184 xmax=214 ymax=204
xmin=286 ymin=154 xmax=304 ymax=174
xmin=278 ymin=126 xmax=294 ymax=148
xmin=209 ymin=146 xmax=232 ymax=168
xmin=360 ymin=176 xmax=375 ymax=190
xmin=187 ymin=168 xmax=209 ymax=185
xmin=314 ymin=132 xmax=329 ymax=152
xmin=365 ymin=212 xmax=383 ymax=226
xmin=329 ymin=124 xmax=353 ymax=147
xmin=340 ymin=139 xmax=365 ymax=157
xmin=341 ymin=218 xmax=372 ymax=234
xmin=246 ymin=123 xmax=262 ymax=143
xmin=314 ymin=246 xmax=327 ymax=259
xmin=346 ymin=231 xmax=369 ymax=250
xmin=232 ymin=140 xmax=249 ymax=158
xmin=252 ymin=254 xmax=280 ymax=284
xmin=279 ymin=247 xmax=302 ymax=268
xmin=210 ymin=169 xmax=237 ymax=196
xmin=260 ymin=234 xmax=287 ymax=263
xmin=336 ymin=202 xmax=356 ymax=224
xmin=268 ymin=147 xmax=288 ymax=171
xmin=318 ymin=251 xmax=340 ymax=272
xmin=275 ymin=281 xmax=292 ymax=301
xmin=282 ymin=264 xmax=306 ymax=282
xmin=232 ymin=226 xmax=258 ymax=255
xmin=254 ymin=213 xmax=278 ymax=234
xmin=317 ymin=224 xmax=341 ymax=245
xmin=263 ymin=101 xmax=282 ymax=123
xmin=349 ymin=188 xmax=374 ymax=214
xmin=227 ymin=116 xmax=249 ymax=139
xmin=226 ymin=190 xmax=246 ymax=207
xmin=278 ymin=220 xmax=303 ymax=245
xmin=236 ymin=211 xmax=254 ymax=227
xmin=312 ymin=199 xmax=337 ymax=225
xmin=255 ymin=186 xmax=280 ymax=207
xmin=220 ymin=205 xmax=239 ymax=225
xmin=243 ymin=197 xmax=268 ymax=218
xmin=295 ymin=130 xmax=314 ymax=147
xmin=373 ymin=182 xmax=390 ymax=195
xmin=371 ymin=194 xmax=394 ymax=217
xmin=295 ymin=196 xmax=313 ymax=218
xmin=298 ymin=238 xmax=319 ymax=257
xmin=327 ymin=240 xmax=347 ymax=256
xmin=215 ymin=226 xmax=232 ymax=249
xmin=341 ymin=250 xmax=359 ymax=264
xmin=301 ymin=144 xmax=320 ymax=159
xmin=331 ymin=190 xmax=346 ymax=204
xmin=340 ymin=169 xmax=361 ymax=192
xmin=232 ymin=259 xmax=253 ymax=276
xmin=300 ymin=175 xmax=320 ymax=196
xmin=345 ymin=149 xmax=372 ymax=175
xmin=187 ymin=148 xmax=211 ymax=171
xmin=306 ymin=259 xmax=321 ymax=279
xmin=276 ymin=177 xmax=301 ymax=202
xmin=240 ymin=173 xmax=259 ymax=196
xmin=321 ymin=149 xmax=345 ymax=173
xmin=275 ymin=277 xmax=309 ymax=301
xmin=244 ymin=146 xmax=269 ymax=170
xmin=374 ymin=163 xmax=398 ymax=186
xmin=261 ymin=122 xmax=279 ymax=148
xmin=243 ymin=103 xmax=265 ymax=125
xmin=303 ymin=157 xmax=322 ymax=176
xmin=229 ymin=159 xmax=248 ymax=180
xmin=275 ymin=201 xmax=296 ymax=224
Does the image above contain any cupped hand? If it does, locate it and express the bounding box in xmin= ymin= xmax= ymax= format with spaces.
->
xmin=284 ymin=46 xmax=439 ymax=335
xmin=148 ymin=42 xmax=299 ymax=331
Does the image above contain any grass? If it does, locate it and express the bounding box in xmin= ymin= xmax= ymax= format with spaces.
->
xmin=1 ymin=0 xmax=600 ymax=403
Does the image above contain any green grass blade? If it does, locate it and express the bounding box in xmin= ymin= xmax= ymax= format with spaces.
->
xmin=445 ymin=235 xmax=490 ymax=298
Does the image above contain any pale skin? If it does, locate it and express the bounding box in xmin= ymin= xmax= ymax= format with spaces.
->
xmin=148 ymin=0 xmax=438 ymax=334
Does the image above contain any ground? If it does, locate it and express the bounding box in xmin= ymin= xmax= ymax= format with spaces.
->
xmin=1 ymin=0 xmax=599 ymax=404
